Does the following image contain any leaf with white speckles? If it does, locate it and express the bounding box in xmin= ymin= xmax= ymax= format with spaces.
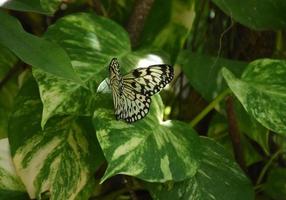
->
xmin=0 ymin=138 xmax=29 ymax=199
xmin=93 ymin=92 xmax=201 ymax=183
xmin=8 ymin=78 xmax=104 ymax=199
xmin=146 ymin=137 xmax=254 ymax=200
xmin=222 ymin=59 xmax=286 ymax=135
xmin=33 ymin=13 xmax=131 ymax=128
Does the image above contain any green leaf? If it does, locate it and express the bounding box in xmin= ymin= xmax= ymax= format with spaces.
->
xmin=93 ymin=93 xmax=201 ymax=183
xmin=234 ymin=100 xmax=269 ymax=155
xmin=0 ymin=12 xmax=82 ymax=84
xmin=222 ymin=59 xmax=286 ymax=135
xmin=146 ymin=137 xmax=254 ymax=200
xmin=140 ymin=0 xmax=195 ymax=61
xmin=1 ymin=0 xmax=61 ymax=15
xmin=211 ymin=0 xmax=286 ymax=30
xmin=0 ymin=46 xmax=19 ymax=139
xmin=8 ymin=78 xmax=104 ymax=199
xmin=177 ymin=51 xmax=247 ymax=101
xmin=264 ymin=168 xmax=286 ymax=200
xmin=0 ymin=138 xmax=29 ymax=200
xmin=33 ymin=12 xmax=131 ymax=128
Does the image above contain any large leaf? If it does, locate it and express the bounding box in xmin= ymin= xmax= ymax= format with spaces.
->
xmin=8 ymin=78 xmax=104 ymax=199
xmin=222 ymin=59 xmax=286 ymax=135
xmin=211 ymin=0 xmax=286 ymax=30
xmin=177 ymin=51 xmax=247 ymax=101
xmin=0 ymin=46 xmax=19 ymax=139
xmin=139 ymin=0 xmax=195 ymax=61
xmin=0 ymin=12 xmax=82 ymax=84
xmin=93 ymin=92 xmax=201 ymax=183
xmin=1 ymin=0 xmax=61 ymax=15
xmin=33 ymin=12 xmax=131 ymax=128
xmin=146 ymin=137 xmax=254 ymax=200
xmin=0 ymin=138 xmax=29 ymax=200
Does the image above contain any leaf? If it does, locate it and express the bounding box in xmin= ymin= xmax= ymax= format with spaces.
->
xmin=222 ymin=59 xmax=286 ymax=135
xmin=0 ymin=46 xmax=19 ymax=139
xmin=140 ymin=0 xmax=195 ymax=61
xmin=33 ymin=12 xmax=131 ymax=128
xmin=93 ymin=93 xmax=201 ymax=183
xmin=234 ymin=100 xmax=269 ymax=155
xmin=8 ymin=78 xmax=104 ymax=199
xmin=0 ymin=138 xmax=29 ymax=200
xmin=177 ymin=51 xmax=247 ymax=101
xmin=146 ymin=137 xmax=254 ymax=200
xmin=0 ymin=11 xmax=82 ymax=84
xmin=1 ymin=0 xmax=61 ymax=15
xmin=211 ymin=0 xmax=286 ymax=30
xmin=264 ymin=168 xmax=286 ymax=200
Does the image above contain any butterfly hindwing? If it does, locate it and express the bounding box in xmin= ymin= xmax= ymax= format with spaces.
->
xmin=109 ymin=58 xmax=173 ymax=123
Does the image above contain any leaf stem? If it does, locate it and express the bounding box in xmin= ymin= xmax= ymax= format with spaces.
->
xmin=256 ymin=149 xmax=285 ymax=185
xmin=190 ymin=89 xmax=231 ymax=127
xmin=226 ymin=95 xmax=246 ymax=172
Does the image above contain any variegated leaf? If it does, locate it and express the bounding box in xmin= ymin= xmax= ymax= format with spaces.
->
xmin=93 ymin=93 xmax=201 ymax=183
xmin=8 ymin=78 xmax=104 ymax=200
xmin=0 ymin=138 xmax=29 ymax=199
xmin=146 ymin=137 xmax=254 ymax=200
xmin=222 ymin=59 xmax=286 ymax=135
xmin=33 ymin=12 xmax=131 ymax=128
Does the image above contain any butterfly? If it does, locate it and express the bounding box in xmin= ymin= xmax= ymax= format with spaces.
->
xmin=109 ymin=58 xmax=174 ymax=123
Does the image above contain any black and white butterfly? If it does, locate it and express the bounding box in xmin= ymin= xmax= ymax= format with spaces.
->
xmin=109 ymin=58 xmax=174 ymax=123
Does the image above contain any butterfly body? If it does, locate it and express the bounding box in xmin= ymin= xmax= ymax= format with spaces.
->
xmin=109 ymin=58 xmax=173 ymax=123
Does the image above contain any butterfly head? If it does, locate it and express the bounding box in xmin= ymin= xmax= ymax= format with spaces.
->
xmin=109 ymin=58 xmax=120 ymax=75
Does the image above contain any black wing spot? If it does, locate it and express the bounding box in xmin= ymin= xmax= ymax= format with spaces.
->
xmin=131 ymin=82 xmax=137 ymax=88
xmin=133 ymin=70 xmax=141 ymax=78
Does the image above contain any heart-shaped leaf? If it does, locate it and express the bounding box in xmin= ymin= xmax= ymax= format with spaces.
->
xmin=146 ymin=137 xmax=254 ymax=200
xmin=8 ymin=78 xmax=104 ymax=199
xmin=33 ymin=12 xmax=131 ymax=128
xmin=93 ymin=93 xmax=201 ymax=183
xmin=222 ymin=59 xmax=286 ymax=135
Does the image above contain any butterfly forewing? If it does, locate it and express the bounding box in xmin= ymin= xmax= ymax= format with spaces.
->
xmin=109 ymin=58 xmax=173 ymax=123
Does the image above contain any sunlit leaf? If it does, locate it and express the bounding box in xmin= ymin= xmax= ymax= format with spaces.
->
xmin=33 ymin=12 xmax=130 ymax=128
xmin=222 ymin=59 xmax=286 ymax=135
xmin=93 ymin=93 xmax=201 ymax=183
xmin=0 ymin=138 xmax=29 ymax=199
xmin=8 ymin=78 xmax=104 ymax=199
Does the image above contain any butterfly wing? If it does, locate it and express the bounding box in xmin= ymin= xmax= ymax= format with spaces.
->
xmin=109 ymin=58 xmax=173 ymax=123
xmin=117 ymin=64 xmax=173 ymax=122
xmin=122 ymin=64 xmax=174 ymax=96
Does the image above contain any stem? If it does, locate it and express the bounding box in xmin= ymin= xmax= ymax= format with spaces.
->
xmin=256 ymin=149 xmax=284 ymax=185
xmin=226 ymin=95 xmax=246 ymax=172
xmin=126 ymin=0 xmax=155 ymax=47
xmin=190 ymin=89 xmax=230 ymax=127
